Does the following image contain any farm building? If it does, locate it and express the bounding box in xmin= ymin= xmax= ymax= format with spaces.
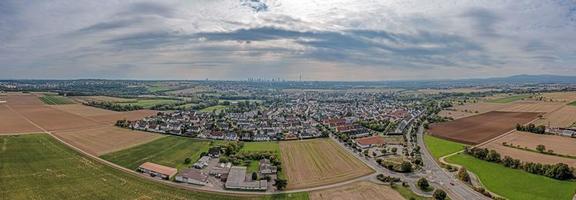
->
xmin=175 ymin=168 xmax=208 ymax=186
xmin=193 ymin=156 xmax=210 ymax=169
xmin=137 ymin=162 xmax=177 ymax=180
xmin=355 ymin=135 xmax=386 ymax=149
xmin=259 ymin=159 xmax=277 ymax=175
xmin=225 ymin=166 xmax=267 ymax=191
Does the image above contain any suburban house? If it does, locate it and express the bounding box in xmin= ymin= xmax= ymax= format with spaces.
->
xmin=225 ymin=166 xmax=267 ymax=191
xmin=355 ymin=135 xmax=387 ymax=149
xmin=175 ymin=168 xmax=208 ymax=186
xmin=137 ymin=162 xmax=177 ymax=180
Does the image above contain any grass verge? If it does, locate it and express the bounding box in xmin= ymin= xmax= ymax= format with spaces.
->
xmin=445 ymin=153 xmax=576 ymax=200
xmin=423 ymin=134 xmax=467 ymax=160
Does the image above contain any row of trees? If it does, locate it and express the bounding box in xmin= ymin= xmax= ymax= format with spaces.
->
xmin=84 ymin=101 xmax=143 ymax=111
xmin=465 ymin=147 xmax=574 ymax=180
xmin=516 ymin=123 xmax=546 ymax=134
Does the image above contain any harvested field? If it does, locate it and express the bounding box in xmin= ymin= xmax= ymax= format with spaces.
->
xmin=51 ymin=104 xmax=117 ymax=117
xmin=0 ymin=134 xmax=301 ymax=200
xmin=3 ymin=93 xmax=44 ymax=105
xmin=280 ymin=139 xmax=374 ymax=190
xmin=483 ymin=142 xmax=576 ymax=167
xmin=0 ymin=105 xmax=42 ymax=134
xmin=309 ymin=181 xmax=402 ymax=200
xmin=541 ymin=92 xmax=576 ymax=102
xmin=10 ymin=105 xmax=102 ymax=131
xmin=0 ymin=93 xmax=161 ymax=155
xmin=441 ymin=102 xmax=509 ymax=118
xmin=429 ymin=111 xmax=541 ymax=144
xmin=71 ymin=96 xmax=136 ymax=103
xmin=534 ymin=106 xmax=576 ymax=128
xmin=438 ymin=110 xmax=476 ymax=119
xmin=496 ymin=101 xmax=565 ymax=113
xmin=483 ymin=130 xmax=576 ymax=158
xmin=53 ymin=126 xmax=162 ymax=156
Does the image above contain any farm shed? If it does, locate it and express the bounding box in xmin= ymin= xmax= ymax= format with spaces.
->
xmin=137 ymin=162 xmax=177 ymax=180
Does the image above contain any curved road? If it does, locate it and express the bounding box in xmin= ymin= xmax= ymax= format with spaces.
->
xmin=416 ymin=125 xmax=489 ymax=200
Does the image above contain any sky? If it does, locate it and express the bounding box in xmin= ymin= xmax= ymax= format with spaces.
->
xmin=1 ymin=0 xmax=575 ymax=81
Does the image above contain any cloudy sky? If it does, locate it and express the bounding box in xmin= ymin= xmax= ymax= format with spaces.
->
xmin=1 ymin=0 xmax=575 ymax=81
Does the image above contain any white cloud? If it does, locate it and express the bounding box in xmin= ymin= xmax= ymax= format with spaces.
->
xmin=0 ymin=0 xmax=575 ymax=80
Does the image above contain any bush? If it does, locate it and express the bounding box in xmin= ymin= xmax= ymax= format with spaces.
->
xmin=433 ymin=189 xmax=447 ymax=200
xmin=417 ymin=178 xmax=430 ymax=191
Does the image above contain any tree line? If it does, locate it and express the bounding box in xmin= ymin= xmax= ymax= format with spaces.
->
xmin=84 ymin=101 xmax=143 ymax=111
xmin=465 ymin=147 xmax=574 ymax=180
xmin=516 ymin=123 xmax=546 ymax=134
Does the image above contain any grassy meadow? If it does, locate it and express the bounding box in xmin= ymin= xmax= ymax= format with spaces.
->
xmin=487 ymin=95 xmax=531 ymax=103
xmin=100 ymin=136 xmax=210 ymax=170
xmin=0 ymin=134 xmax=310 ymax=200
xmin=423 ymin=134 xmax=467 ymax=159
xmin=117 ymin=99 xmax=181 ymax=109
xmin=446 ymin=153 xmax=576 ymax=200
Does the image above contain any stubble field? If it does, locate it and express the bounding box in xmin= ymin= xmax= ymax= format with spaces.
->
xmin=280 ymin=139 xmax=374 ymax=190
xmin=309 ymin=181 xmax=403 ymax=200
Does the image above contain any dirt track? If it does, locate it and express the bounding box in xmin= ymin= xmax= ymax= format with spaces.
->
xmin=429 ymin=111 xmax=541 ymax=144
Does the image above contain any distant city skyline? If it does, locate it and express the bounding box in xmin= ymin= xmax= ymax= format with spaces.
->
xmin=1 ymin=0 xmax=575 ymax=81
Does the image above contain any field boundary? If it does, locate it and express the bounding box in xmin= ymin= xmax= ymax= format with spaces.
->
xmin=4 ymin=103 xmax=376 ymax=196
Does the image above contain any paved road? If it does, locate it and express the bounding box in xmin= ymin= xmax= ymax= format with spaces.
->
xmin=416 ymin=125 xmax=490 ymax=200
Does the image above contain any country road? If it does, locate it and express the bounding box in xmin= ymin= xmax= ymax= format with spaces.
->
xmin=416 ymin=125 xmax=490 ymax=200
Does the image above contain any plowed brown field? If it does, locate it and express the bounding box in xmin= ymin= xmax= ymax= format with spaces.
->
xmin=429 ymin=111 xmax=541 ymax=144
xmin=280 ymin=139 xmax=374 ymax=190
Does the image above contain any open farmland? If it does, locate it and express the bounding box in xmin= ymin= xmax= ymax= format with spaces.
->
xmin=529 ymin=104 xmax=576 ymax=127
xmin=0 ymin=134 xmax=305 ymax=200
xmin=39 ymin=95 xmax=75 ymax=105
xmin=446 ymin=153 xmax=576 ymax=200
xmin=280 ymin=139 xmax=374 ymax=190
xmin=438 ymin=102 xmax=508 ymax=119
xmin=496 ymin=101 xmax=565 ymax=113
xmin=0 ymin=105 xmax=42 ymax=134
xmin=542 ymin=92 xmax=576 ymax=102
xmin=487 ymin=94 xmax=531 ymax=103
xmin=429 ymin=111 xmax=541 ymax=144
xmin=71 ymin=96 xmax=136 ymax=103
xmin=101 ymin=136 xmax=211 ymax=170
xmin=309 ymin=181 xmax=403 ymax=200
xmin=53 ymin=126 xmax=162 ymax=156
xmin=117 ymin=99 xmax=181 ymax=109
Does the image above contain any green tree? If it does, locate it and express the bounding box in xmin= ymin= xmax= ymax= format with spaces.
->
xmin=251 ymin=172 xmax=258 ymax=180
xmin=457 ymin=167 xmax=470 ymax=183
xmin=274 ymin=178 xmax=288 ymax=190
xmin=400 ymin=161 xmax=413 ymax=173
xmin=433 ymin=189 xmax=447 ymax=200
xmin=417 ymin=178 xmax=430 ymax=191
xmin=184 ymin=158 xmax=192 ymax=164
xmin=536 ymin=144 xmax=546 ymax=153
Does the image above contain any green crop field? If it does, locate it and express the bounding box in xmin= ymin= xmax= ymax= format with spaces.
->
xmin=101 ymin=136 xmax=210 ymax=170
xmin=199 ymin=105 xmax=229 ymax=112
xmin=39 ymin=95 xmax=75 ymax=105
xmin=487 ymin=95 xmax=531 ymax=103
xmin=569 ymin=101 xmax=576 ymax=106
xmin=423 ymin=134 xmax=467 ymax=160
xmin=446 ymin=153 xmax=576 ymax=200
xmin=117 ymin=99 xmax=180 ymax=109
xmin=0 ymin=134 xmax=308 ymax=200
